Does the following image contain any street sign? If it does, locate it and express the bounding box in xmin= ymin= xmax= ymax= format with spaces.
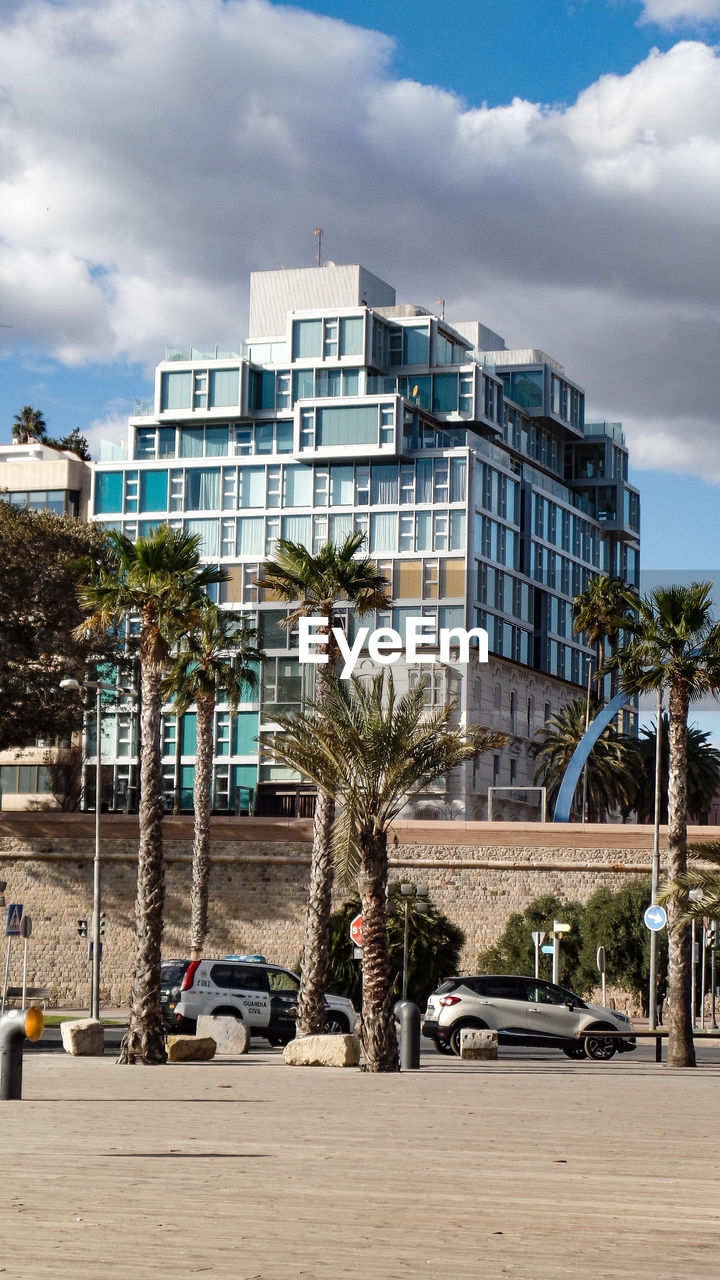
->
xmin=644 ymin=904 xmax=667 ymax=932
xmin=349 ymin=912 xmax=363 ymax=948
xmin=541 ymin=944 xmax=554 ymax=954
xmin=5 ymin=904 xmax=23 ymax=937
xmin=596 ymin=945 xmax=606 ymax=974
xmin=531 ymin=931 xmax=545 ymax=946
xmin=553 ymin=920 xmax=571 ymax=934
xmin=88 ymin=941 xmax=104 ymax=961
xmin=19 ymin=915 xmax=32 ymax=939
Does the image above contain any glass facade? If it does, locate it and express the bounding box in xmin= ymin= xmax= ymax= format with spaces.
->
xmin=91 ymin=266 xmax=640 ymax=816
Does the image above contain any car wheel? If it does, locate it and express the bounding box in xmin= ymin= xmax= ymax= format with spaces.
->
xmin=562 ymin=1044 xmax=588 ymax=1059
xmin=584 ymin=1033 xmax=617 ymax=1060
xmin=449 ymin=1020 xmax=488 ymax=1057
xmin=323 ymin=1012 xmax=349 ymax=1035
xmin=434 ymin=1039 xmax=454 ymax=1054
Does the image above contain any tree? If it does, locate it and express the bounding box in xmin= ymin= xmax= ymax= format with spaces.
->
xmin=0 ymin=502 xmax=115 ymax=752
xmin=256 ymin=533 xmax=390 ymax=1038
xmin=580 ymin=880 xmax=667 ymax=1016
xmin=77 ymin=526 xmax=224 ymax=1065
xmin=660 ymin=839 xmax=720 ymax=926
xmin=531 ymin=696 xmax=641 ymax=821
xmin=163 ymin=602 xmax=262 ymax=959
xmin=325 ymin=893 xmax=465 ymax=1010
xmin=477 ymin=894 xmax=588 ymax=992
xmin=572 ymin=574 xmax=639 ymax=674
xmin=11 ymin=405 xmax=47 ymax=443
xmin=263 ymin=671 xmax=505 ymax=1072
xmin=623 ymin=716 xmax=720 ymax=824
xmin=51 ymin=428 xmax=91 ymax=460
xmin=612 ymin=582 xmax=720 ymax=1067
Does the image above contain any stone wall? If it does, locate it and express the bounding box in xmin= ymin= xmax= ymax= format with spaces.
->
xmin=0 ymin=813 xmax=702 ymax=1009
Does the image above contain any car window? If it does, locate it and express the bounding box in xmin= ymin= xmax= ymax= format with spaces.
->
xmin=434 ymin=980 xmax=461 ymax=994
xmin=160 ymin=961 xmax=189 ymax=986
xmin=521 ymin=980 xmax=569 ymax=1005
xmin=210 ymin=963 xmax=269 ymax=992
xmin=482 ymin=977 xmax=522 ymax=1000
xmin=268 ymin=969 xmax=300 ymax=993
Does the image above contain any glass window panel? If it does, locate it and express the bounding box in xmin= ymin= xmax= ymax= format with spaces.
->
xmin=205 ymin=426 xmax=229 ymax=456
xmin=403 ymin=325 xmax=430 ymax=364
xmin=343 ymin=369 xmax=359 ymax=396
xmin=316 ymin=368 xmax=341 ymax=398
xmin=95 ymin=471 xmax=123 ymax=514
xmin=276 ymin=421 xmax=293 ymax=453
xmin=161 ymin=371 xmax=192 ymax=410
xmin=371 ymin=464 xmax=398 ymax=506
xmin=450 ymin=458 xmax=466 ymax=503
xmin=416 ymin=460 xmax=432 ymax=503
xmin=233 ymin=712 xmax=259 ymax=755
xmin=450 ymin=511 xmax=466 ymax=551
xmin=433 ymin=373 xmax=459 ymax=413
xmin=283 ymin=464 xmax=313 ymax=508
xmin=259 ymin=609 xmax=288 ymax=649
xmin=185 ymin=468 xmax=221 ymax=510
xmin=238 ymin=468 xmax=265 ymax=508
xmin=179 ymin=428 xmax=204 ymax=458
xmin=509 ymin=370 xmax=544 ymax=410
xmin=329 ymin=513 xmax=353 ymax=545
xmin=208 ymin=370 xmax=239 ymax=408
xmin=282 ymin=514 xmax=311 ymax=545
xmin=139 ymin=470 xmax=168 ymax=512
xmin=396 ymin=560 xmax=422 ymax=599
xmin=255 ymin=422 xmax=274 ymax=454
xmin=415 ymin=511 xmax=431 ymax=551
xmin=293 ymin=319 xmax=322 ymax=359
xmin=17 ymin=766 xmax=37 ymax=794
xmin=330 ymin=465 xmax=354 ymax=506
xmin=237 ymin=517 xmax=264 ymax=555
xmin=339 ymin=315 xmax=364 ymax=356
xmin=439 ymin=605 xmax=465 ymax=631
xmin=316 ymin=405 xmax=378 ymax=446
xmin=135 ymin=428 xmax=156 ymax=459
xmin=441 ymin=559 xmax=465 ymax=597
xmin=370 ymin=512 xmax=397 ymax=553
xmin=179 ymin=713 xmax=197 ymax=755
xmin=158 ymin=427 xmax=176 ymax=458
xmin=184 ymin=518 xmax=219 ymax=556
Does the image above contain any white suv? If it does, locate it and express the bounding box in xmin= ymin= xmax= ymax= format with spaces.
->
xmin=161 ymin=956 xmax=357 ymax=1046
xmin=422 ymin=974 xmax=636 ymax=1060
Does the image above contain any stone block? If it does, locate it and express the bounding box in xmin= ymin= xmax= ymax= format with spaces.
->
xmin=60 ymin=1018 xmax=105 ymax=1056
xmin=196 ymin=1015 xmax=250 ymax=1054
xmin=166 ymin=1035 xmax=216 ymax=1062
xmin=283 ymin=1033 xmax=361 ymax=1067
xmin=460 ymin=1028 xmax=498 ymax=1060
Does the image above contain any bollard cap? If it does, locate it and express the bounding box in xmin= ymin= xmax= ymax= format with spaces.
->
xmin=24 ymin=1006 xmax=44 ymax=1042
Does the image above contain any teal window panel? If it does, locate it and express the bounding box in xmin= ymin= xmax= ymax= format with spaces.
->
xmin=433 ymin=373 xmax=459 ymax=413
xmin=179 ymin=427 xmax=204 ymax=458
xmin=180 ymin=764 xmax=195 ymax=808
xmin=415 ymin=511 xmax=431 ymax=551
xmin=181 ymin=712 xmax=197 ymax=755
xmin=343 ymin=369 xmax=360 ymax=395
xmin=292 ymin=368 xmax=315 ymax=401
xmin=509 ymin=371 xmax=544 ymax=410
xmin=208 ymin=369 xmax=239 ymax=408
xmin=450 ymin=458 xmax=466 ymax=503
xmin=450 ymin=511 xmax=466 ymax=550
xmin=139 ymin=469 xmax=168 ymax=512
xmin=439 ymin=605 xmax=465 ymax=631
xmin=161 ymin=371 xmax=192 ymax=410
xmin=232 ymin=712 xmax=259 ymax=755
xmin=239 ymin=661 xmax=261 ymax=703
xmin=186 ymin=467 xmax=221 ymax=510
xmin=139 ymin=520 xmax=164 ymax=537
xmin=255 ymin=423 xmax=274 ymax=454
xmin=95 ymin=471 xmax=123 ymax=514
xmin=276 ymin=421 xmax=293 ymax=453
xmin=205 ymin=426 xmax=229 ymax=456
xmin=339 ymin=316 xmax=364 ymax=356
xmin=293 ymin=319 xmax=322 ymax=359
xmin=316 ymin=405 xmax=377 ymax=446
xmin=403 ymin=326 xmax=429 ymax=365
xmin=158 ymin=427 xmax=176 ymax=458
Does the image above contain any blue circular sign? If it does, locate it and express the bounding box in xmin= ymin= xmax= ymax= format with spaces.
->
xmin=644 ymin=904 xmax=668 ymax=932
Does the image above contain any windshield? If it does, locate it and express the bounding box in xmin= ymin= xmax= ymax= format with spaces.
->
xmin=160 ymin=961 xmax=190 ymax=987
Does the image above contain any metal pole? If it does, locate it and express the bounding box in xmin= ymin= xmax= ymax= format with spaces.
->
xmin=712 ymin=932 xmax=717 ymax=1028
xmin=21 ymin=936 xmax=28 ymax=1011
xmin=552 ymin=934 xmax=559 ymax=985
xmin=402 ymin=900 xmax=409 ymax=1001
xmin=534 ymin=935 xmax=540 ymax=979
xmin=648 ymin=688 xmax=663 ymax=1030
xmin=581 ymin=658 xmax=592 ymax=824
xmin=1 ymin=938 xmax=11 ymax=1016
xmin=701 ymin=924 xmax=707 ymax=1031
xmin=691 ymin=919 xmax=697 ymax=1028
xmin=91 ymin=685 xmax=102 ymax=1022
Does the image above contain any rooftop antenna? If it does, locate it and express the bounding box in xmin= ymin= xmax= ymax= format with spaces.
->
xmin=314 ymin=227 xmax=324 ymax=268
xmin=436 ymin=298 xmax=445 ymax=321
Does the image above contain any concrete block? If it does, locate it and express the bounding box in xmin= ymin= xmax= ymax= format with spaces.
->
xmin=60 ymin=1018 xmax=105 ymax=1056
xmin=283 ymin=1033 xmax=361 ymax=1067
xmin=166 ymin=1035 xmax=216 ymax=1062
xmin=460 ymin=1028 xmax=498 ymax=1060
xmin=196 ymin=1015 xmax=250 ymax=1054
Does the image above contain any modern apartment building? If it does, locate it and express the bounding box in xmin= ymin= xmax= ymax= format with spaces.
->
xmin=87 ymin=263 xmax=640 ymax=819
xmin=0 ymin=442 xmax=92 ymax=810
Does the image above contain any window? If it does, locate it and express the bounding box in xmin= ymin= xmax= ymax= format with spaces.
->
xmin=395 ymin=560 xmax=422 ymax=599
xmin=330 ymin=465 xmax=354 ymax=506
xmin=208 ymin=369 xmax=239 ymax=408
xmin=139 ymin=470 xmax=168 ymax=512
xmin=403 ymin=325 xmax=429 ymax=364
xmin=371 ymin=464 xmax=398 ymax=506
xmin=283 ymin=464 xmax=313 ymax=508
xmin=185 ymin=468 xmax=221 ymax=510
xmin=293 ymin=319 xmax=322 ymax=359
xmin=161 ymin=371 xmax=192 ymax=410
xmin=316 ymin=405 xmax=378 ymax=447
xmin=95 ymin=472 xmax=123 ymax=514
xmin=339 ymin=315 xmax=364 ymax=356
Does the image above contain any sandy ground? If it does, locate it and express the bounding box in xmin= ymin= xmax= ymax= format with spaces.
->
xmin=1 ymin=1048 xmax=719 ymax=1279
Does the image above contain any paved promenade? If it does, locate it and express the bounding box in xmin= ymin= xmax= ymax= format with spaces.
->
xmin=2 ymin=1049 xmax=720 ymax=1279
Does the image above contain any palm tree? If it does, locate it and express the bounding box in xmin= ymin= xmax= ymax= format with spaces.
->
xmin=531 ymin=696 xmax=641 ymax=821
xmin=256 ymin=533 xmax=390 ymax=1038
xmin=612 ymin=582 xmax=720 ymax=1068
xmin=163 ymin=602 xmax=263 ymax=959
xmin=572 ymin=575 xmax=639 ymax=673
xmin=263 ymin=671 xmax=505 ymax=1071
xmin=12 ymin=405 xmax=47 ymax=443
xmin=76 ymin=526 xmax=224 ymax=1064
xmin=624 ymin=716 xmax=720 ymax=824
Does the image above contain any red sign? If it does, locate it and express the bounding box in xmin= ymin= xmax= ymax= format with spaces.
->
xmin=349 ymin=912 xmax=363 ymax=947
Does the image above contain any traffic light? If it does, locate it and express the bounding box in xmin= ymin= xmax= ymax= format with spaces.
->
xmin=99 ymin=912 xmax=107 ymax=937
xmin=77 ymin=918 xmax=88 ymax=938
xmin=707 ymin=928 xmax=717 ymax=948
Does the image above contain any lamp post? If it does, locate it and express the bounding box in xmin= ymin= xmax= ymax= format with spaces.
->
xmin=60 ymin=676 xmax=133 ymax=1020
xmin=397 ymin=882 xmax=430 ymax=1000
xmin=648 ymin=687 xmax=663 ymax=1030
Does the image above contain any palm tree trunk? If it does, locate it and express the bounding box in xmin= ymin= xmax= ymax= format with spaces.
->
xmin=666 ymin=679 xmax=696 ymax=1068
xmin=359 ymin=826 xmax=399 ymax=1072
xmin=295 ymin=622 xmax=339 ymax=1038
xmin=119 ymin=653 xmax=167 ymax=1065
xmin=189 ymin=695 xmax=214 ymax=960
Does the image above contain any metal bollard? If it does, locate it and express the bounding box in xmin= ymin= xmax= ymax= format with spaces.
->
xmin=0 ymin=1007 xmax=44 ymax=1100
xmin=394 ymin=999 xmax=421 ymax=1070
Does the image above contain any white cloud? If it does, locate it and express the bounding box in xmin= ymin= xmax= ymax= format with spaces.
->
xmin=639 ymin=0 xmax=720 ymax=25
xmin=0 ymin=1 xmax=719 ymax=479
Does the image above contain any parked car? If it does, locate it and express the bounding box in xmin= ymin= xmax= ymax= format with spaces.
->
xmin=422 ymin=974 xmax=636 ymax=1060
xmin=160 ymin=956 xmax=356 ymax=1046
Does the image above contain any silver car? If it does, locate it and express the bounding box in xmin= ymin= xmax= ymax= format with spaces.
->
xmin=422 ymin=974 xmax=636 ymax=1060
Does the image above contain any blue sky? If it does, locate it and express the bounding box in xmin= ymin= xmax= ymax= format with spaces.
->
xmin=1 ymin=0 xmax=719 ymax=585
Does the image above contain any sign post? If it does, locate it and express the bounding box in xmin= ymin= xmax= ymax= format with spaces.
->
xmin=19 ymin=915 xmax=32 ymax=1011
xmin=552 ymin=921 xmax=570 ymax=986
xmin=2 ymin=904 xmax=23 ymax=1016
xmin=596 ymin=944 xmax=606 ymax=1006
xmin=531 ymin=930 xmax=545 ymax=979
